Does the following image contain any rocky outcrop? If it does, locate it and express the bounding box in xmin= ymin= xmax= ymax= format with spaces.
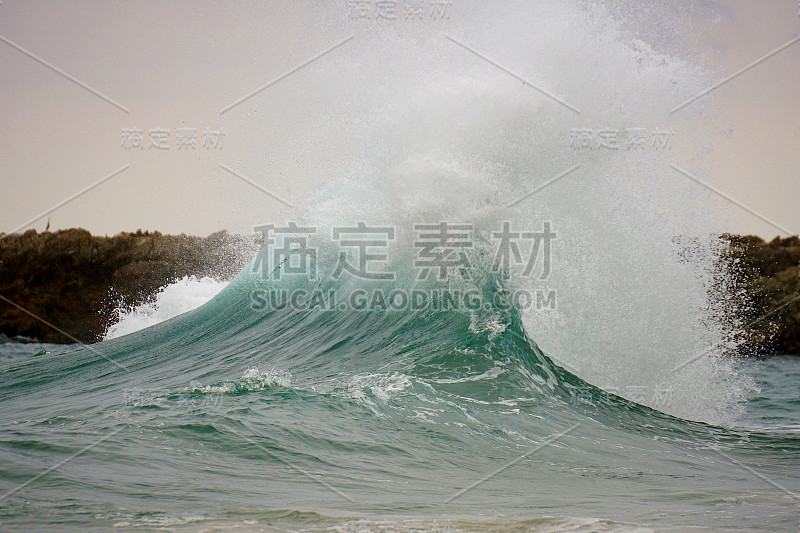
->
xmin=723 ymin=234 xmax=800 ymax=355
xmin=1 ymin=229 xmax=799 ymax=353
xmin=0 ymin=229 xmax=258 ymax=344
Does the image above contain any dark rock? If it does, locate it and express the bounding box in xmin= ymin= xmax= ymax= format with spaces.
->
xmin=721 ymin=234 xmax=800 ymax=355
xmin=0 ymin=229 xmax=259 ymax=344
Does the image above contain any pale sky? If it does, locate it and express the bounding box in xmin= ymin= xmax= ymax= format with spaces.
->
xmin=1 ymin=1 xmax=798 ymax=238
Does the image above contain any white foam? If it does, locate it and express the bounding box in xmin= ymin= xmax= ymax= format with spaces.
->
xmin=103 ymin=276 xmax=228 ymax=340
xmin=187 ymin=367 xmax=292 ymax=394
xmin=254 ymin=2 xmax=754 ymax=424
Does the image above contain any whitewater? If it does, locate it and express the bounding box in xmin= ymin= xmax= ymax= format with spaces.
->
xmin=2 ymin=2 xmax=799 ymax=532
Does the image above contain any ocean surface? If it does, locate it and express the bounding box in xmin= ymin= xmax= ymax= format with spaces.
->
xmin=0 ymin=268 xmax=799 ymax=532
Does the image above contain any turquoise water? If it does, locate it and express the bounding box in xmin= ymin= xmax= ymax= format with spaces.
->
xmin=1 ymin=270 xmax=799 ymax=532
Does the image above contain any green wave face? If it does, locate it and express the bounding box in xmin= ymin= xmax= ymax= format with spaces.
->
xmin=1 ymin=265 xmax=799 ymax=532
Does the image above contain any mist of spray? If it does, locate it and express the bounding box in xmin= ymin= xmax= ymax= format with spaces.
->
xmin=233 ymin=1 xmax=752 ymax=424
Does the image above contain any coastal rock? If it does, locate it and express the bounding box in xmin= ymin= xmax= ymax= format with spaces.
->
xmin=0 ymin=229 xmax=259 ymax=344
xmin=722 ymin=234 xmax=800 ymax=355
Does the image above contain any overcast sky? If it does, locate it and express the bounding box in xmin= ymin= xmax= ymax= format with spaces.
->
xmin=1 ymin=1 xmax=798 ymax=238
